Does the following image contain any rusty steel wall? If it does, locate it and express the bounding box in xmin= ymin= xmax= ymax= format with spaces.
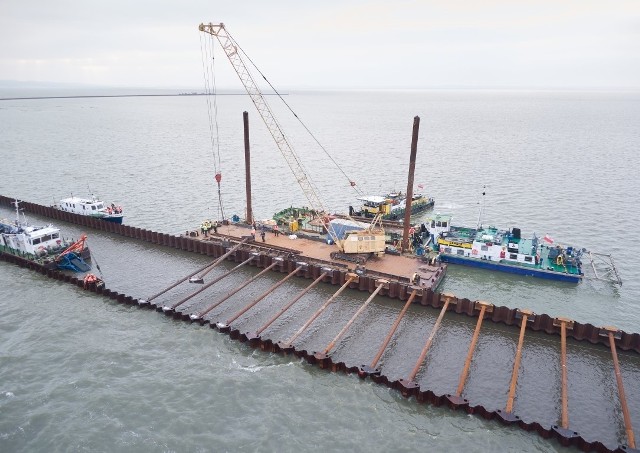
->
xmin=1 ymin=249 xmax=636 ymax=453
xmin=2 ymin=194 xmax=638 ymax=353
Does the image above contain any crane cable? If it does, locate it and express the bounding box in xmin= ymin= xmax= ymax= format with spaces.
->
xmin=200 ymin=32 xmax=226 ymax=221
xmin=224 ymin=29 xmax=362 ymax=196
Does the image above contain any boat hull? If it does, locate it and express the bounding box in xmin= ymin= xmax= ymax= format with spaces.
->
xmin=439 ymin=254 xmax=582 ymax=283
xmin=385 ymin=199 xmax=434 ymax=220
xmin=102 ymin=215 xmax=123 ymax=224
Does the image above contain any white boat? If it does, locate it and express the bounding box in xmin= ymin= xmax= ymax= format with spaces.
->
xmin=54 ymin=194 xmax=123 ymax=224
xmin=1 ymin=200 xmax=91 ymax=272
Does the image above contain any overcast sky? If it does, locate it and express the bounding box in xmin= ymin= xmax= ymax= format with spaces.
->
xmin=1 ymin=0 xmax=639 ymax=90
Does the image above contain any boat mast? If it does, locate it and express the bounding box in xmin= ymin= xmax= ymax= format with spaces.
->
xmin=476 ymin=186 xmax=486 ymax=230
xmin=12 ymin=199 xmax=20 ymax=225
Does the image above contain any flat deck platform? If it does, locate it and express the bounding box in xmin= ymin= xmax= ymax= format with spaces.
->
xmin=185 ymin=222 xmax=446 ymax=290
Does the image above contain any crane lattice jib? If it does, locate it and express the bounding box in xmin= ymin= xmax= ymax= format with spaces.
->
xmin=199 ymin=23 xmax=328 ymax=217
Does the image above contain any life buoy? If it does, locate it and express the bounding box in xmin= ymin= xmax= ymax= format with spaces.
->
xmin=556 ymin=255 xmax=564 ymax=266
xmin=472 ymin=249 xmax=478 ymax=255
xmin=83 ymin=273 xmax=98 ymax=288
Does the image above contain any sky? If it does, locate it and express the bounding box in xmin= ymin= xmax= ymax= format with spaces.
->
xmin=1 ymin=0 xmax=639 ymax=90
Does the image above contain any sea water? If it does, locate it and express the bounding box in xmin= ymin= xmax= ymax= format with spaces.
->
xmin=1 ymin=89 xmax=639 ymax=451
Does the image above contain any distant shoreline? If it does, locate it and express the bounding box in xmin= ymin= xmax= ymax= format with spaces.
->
xmin=0 ymin=93 xmax=284 ymax=101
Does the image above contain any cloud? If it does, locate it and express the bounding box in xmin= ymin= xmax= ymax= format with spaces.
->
xmin=1 ymin=0 xmax=639 ymax=89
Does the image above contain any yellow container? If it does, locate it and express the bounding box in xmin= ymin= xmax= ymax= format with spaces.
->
xmin=289 ymin=220 xmax=299 ymax=232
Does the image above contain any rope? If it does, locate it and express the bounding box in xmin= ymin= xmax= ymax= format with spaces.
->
xmin=200 ymin=33 xmax=226 ymax=221
xmin=224 ymin=29 xmax=362 ymax=196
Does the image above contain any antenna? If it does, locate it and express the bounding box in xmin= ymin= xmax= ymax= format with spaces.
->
xmin=476 ymin=185 xmax=487 ymax=229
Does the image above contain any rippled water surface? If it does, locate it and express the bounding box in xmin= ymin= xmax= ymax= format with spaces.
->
xmin=1 ymin=90 xmax=639 ymax=451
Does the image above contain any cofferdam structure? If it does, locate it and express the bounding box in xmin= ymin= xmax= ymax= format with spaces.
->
xmin=0 ymin=195 xmax=638 ymax=452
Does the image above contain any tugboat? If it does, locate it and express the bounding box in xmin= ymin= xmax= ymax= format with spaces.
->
xmin=424 ymin=213 xmax=621 ymax=285
xmin=349 ymin=191 xmax=434 ymax=221
xmin=54 ymin=193 xmax=123 ymax=223
xmin=1 ymin=201 xmax=91 ymax=272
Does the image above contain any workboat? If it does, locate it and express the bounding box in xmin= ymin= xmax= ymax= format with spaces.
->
xmin=273 ymin=206 xmax=325 ymax=234
xmin=425 ymin=214 xmax=586 ymax=283
xmin=1 ymin=201 xmax=91 ymax=272
xmin=54 ymin=194 xmax=123 ymax=223
xmin=349 ymin=192 xmax=434 ymax=221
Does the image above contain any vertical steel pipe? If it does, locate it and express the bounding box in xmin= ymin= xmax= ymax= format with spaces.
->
xmin=243 ymin=111 xmax=253 ymax=225
xmin=401 ymin=116 xmax=420 ymax=253
xmin=505 ymin=309 xmax=533 ymax=413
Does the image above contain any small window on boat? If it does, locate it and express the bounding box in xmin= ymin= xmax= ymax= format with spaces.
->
xmin=510 ymin=254 xmax=518 ymax=259
xmin=358 ymin=237 xmax=363 ymax=241
xmin=481 ymin=245 xmax=488 ymax=251
xmin=82 ymin=205 xmax=85 ymax=210
xmin=97 ymin=203 xmax=103 ymax=209
xmin=456 ymin=249 xmax=465 ymax=256
xmin=442 ymin=222 xmax=448 ymax=227
xmin=524 ymin=256 xmax=533 ymax=262
xmin=33 ymin=237 xmax=41 ymax=245
xmin=92 ymin=206 xmax=96 ymax=210
xmin=52 ymin=233 xmax=59 ymax=239
xmin=444 ymin=247 xmax=452 ymax=254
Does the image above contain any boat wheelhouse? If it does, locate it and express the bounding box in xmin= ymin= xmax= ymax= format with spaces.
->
xmin=1 ymin=201 xmax=91 ymax=272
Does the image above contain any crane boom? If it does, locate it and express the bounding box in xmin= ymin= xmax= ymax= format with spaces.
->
xmin=199 ymin=22 xmax=386 ymax=260
xmin=199 ymin=22 xmax=327 ymax=216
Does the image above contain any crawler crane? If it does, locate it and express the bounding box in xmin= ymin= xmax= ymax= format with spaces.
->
xmin=199 ymin=22 xmax=386 ymax=262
